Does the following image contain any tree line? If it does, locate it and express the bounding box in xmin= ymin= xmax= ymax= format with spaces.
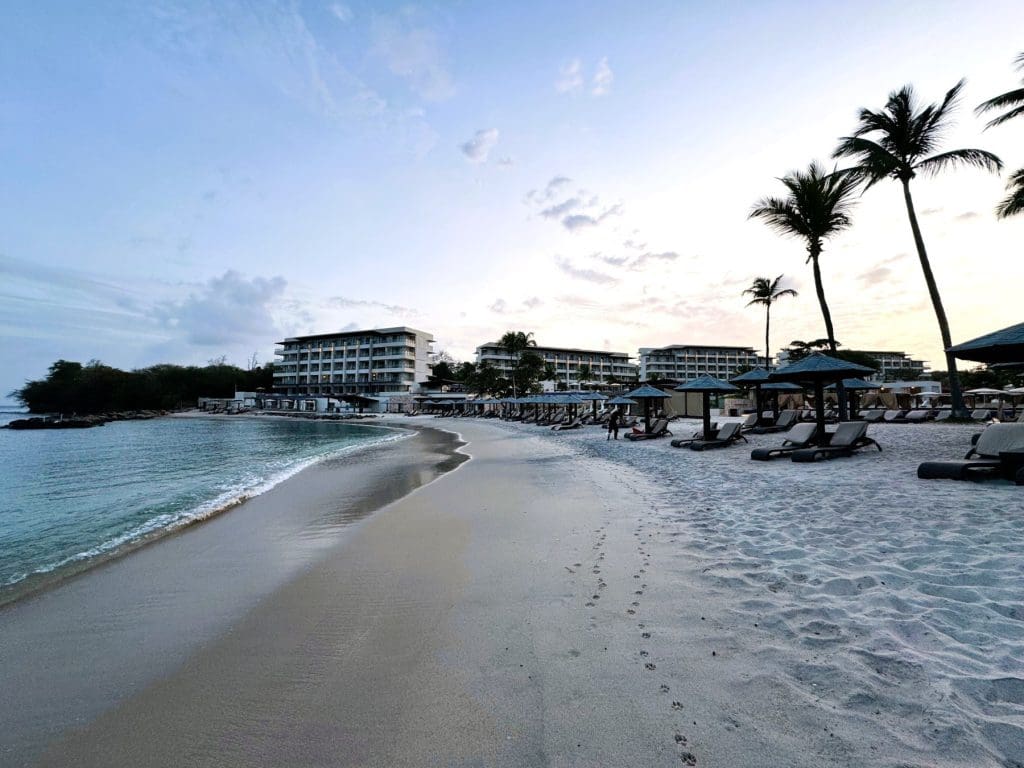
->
xmin=745 ymin=51 xmax=1024 ymax=417
xmin=12 ymin=359 xmax=276 ymax=414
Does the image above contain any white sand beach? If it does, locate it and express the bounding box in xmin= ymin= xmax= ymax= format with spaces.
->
xmin=3 ymin=417 xmax=1021 ymax=767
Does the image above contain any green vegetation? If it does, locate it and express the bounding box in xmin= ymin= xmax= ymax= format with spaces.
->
xmin=742 ymin=275 xmax=798 ymax=372
xmin=12 ymin=359 xmax=276 ymax=414
xmin=834 ymin=80 xmax=1002 ymax=417
xmin=976 ymin=52 xmax=1024 ymax=218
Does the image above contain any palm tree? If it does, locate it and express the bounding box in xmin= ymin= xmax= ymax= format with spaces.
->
xmin=833 ymin=80 xmax=1002 ymax=416
xmin=750 ymin=162 xmax=860 ymax=359
xmin=499 ymin=330 xmax=536 ymax=398
xmin=976 ymin=52 xmax=1024 ymax=218
xmin=742 ymin=275 xmax=798 ymax=371
xmin=576 ymin=364 xmax=592 ymax=389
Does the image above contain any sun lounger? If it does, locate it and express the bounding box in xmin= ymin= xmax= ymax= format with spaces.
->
xmin=688 ymin=421 xmax=748 ymax=451
xmin=553 ymin=417 xmax=583 ymax=431
xmin=971 ymin=409 xmax=993 ymax=421
xmin=861 ymin=409 xmax=884 ymax=423
xmin=882 ymin=409 xmax=905 ymax=422
xmin=933 ymin=410 xmax=951 ymax=422
xmin=891 ymin=409 xmax=933 ymax=424
xmin=917 ymin=423 xmax=1024 ymax=481
xmin=625 ymin=418 xmax=673 ymax=441
xmin=790 ymin=421 xmax=882 ymax=462
xmin=747 ymin=410 xmax=797 ymax=435
xmin=750 ymin=423 xmax=817 ymax=461
xmin=669 ymin=422 xmax=719 ymax=448
xmin=739 ymin=413 xmax=758 ymax=432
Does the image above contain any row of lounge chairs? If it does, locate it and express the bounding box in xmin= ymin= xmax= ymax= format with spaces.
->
xmin=751 ymin=421 xmax=882 ymax=462
xmin=918 ymin=423 xmax=1024 ymax=483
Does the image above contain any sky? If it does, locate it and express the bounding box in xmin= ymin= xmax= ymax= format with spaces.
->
xmin=3 ymin=0 xmax=1023 ymax=399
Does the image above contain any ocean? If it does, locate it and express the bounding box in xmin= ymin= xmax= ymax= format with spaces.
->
xmin=0 ymin=412 xmax=405 ymax=598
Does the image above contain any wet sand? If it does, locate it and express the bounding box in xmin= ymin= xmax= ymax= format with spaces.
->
xmin=0 ymin=425 xmax=465 ymax=767
xmin=6 ymin=418 xmax=1019 ymax=766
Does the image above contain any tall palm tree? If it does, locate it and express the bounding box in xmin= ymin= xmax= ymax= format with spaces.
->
xmin=976 ymin=52 xmax=1024 ymax=218
xmin=742 ymin=275 xmax=798 ymax=371
xmin=833 ymin=80 xmax=1002 ymax=416
xmin=749 ymin=162 xmax=859 ymax=359
xmin=499 ymin=330 xmax=536 ymax=398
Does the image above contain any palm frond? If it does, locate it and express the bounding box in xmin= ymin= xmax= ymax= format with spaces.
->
xmin=915 ymin=148 xmax=1003 ymax=176
xmin=832 ymin=136 xmax=900 ymax=186
xmin=976 ymin=91 xmax=1024 ymax=128
xmin=996 ymin=168 xmax=1024 ymax=219
xmin=1016 ymin=52 xmax=1024 ymax=70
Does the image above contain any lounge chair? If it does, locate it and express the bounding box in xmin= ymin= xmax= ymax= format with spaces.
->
xmin=750 ymin=423 xmax=817 ymax=461
xmin=917 ymin=423 xmax=1024 ymax=481
xmin=790 ymin=421 xmax=882 ymax=462
xmin=971 ymin=409 xmax=993 ymax=422
xmin=861 ymin=409 xmax=885 ymax=423
xmin=625 ymin=418 xmax=673 ymax=441
xmin=739 ymin=413 xmax=758 ymax=432
xmin=747 ymin=410 xmax=797 ymax=435
xmin=933 ymin=410 xmax=952 ymax=422
xmin=688 ymin=421 xmax=748 ymax=451
xmin=882 ymin=409 xmax=905 ymax=422
xmin=669 ymin=422 xmax=719 ymax=448
xmin=553 ymin=417 xmax=583 ymax=431
xmin=891 ymin=409 xmax=933 ymax=424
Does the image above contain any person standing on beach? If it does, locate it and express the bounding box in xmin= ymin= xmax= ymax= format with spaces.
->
xmin=607 ymin=409 xmax=620 ymax=440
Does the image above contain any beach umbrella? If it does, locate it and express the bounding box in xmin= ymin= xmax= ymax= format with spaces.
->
xmin=826 ymin=378 xmax=878 ymax=418
xmin=578 ymin=390 xmax=608 ymax=418
xmin=947 ymin=321 xmax=1024 ymax=365
xmin=674 ymin=375 xmax=740 ymax=440
xmin=770 ymin=353 xmax=874 ymax=436
xmin=624 ymin=384 xmax=672 ymax=433
xmin=731 ymin=367 xmax=772 ymax=424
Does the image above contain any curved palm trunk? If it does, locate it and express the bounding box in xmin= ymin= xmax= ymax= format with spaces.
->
xmin=901 ymin=180 xmax=967 ymax=417
xmin=809 ymin=242 xmax=848 ymax=420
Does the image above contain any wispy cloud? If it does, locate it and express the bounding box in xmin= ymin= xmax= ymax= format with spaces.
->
xmin=489 ymin=298 xmax=508 ymax=314
xmin=540 ymin=196 xmax=582 ymax=219
xmin=562 ymin=203 xmax=622 ymax=232
xmin=329 ymin=3 xmax=353 ymax=24
xmin=328 ymin=296 xmax=417 ymax=315
xmin=858 ymin=266 xmax=892 ymax=286
xmin=460 ymin=128 xmax=500 ymax=163
xmin=523 ymin=297 xmax=543 ymax=309
xmin=555 ymin=59 xmax=583 ymax=93
xmin=554 ymin=256 xmax=618 ymax=284
xmin=591 ymin=57 xmax=613 ymax=95
xmin=371 ymin=10 xmax=455 ymax=101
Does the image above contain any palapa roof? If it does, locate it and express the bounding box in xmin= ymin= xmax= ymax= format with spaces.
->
xmin=625 ymin=384 xmax=672 ymax=399
xmin=673 ymin=375 xmax=740 ymax=393
xmin=608 ymin=396 xmax=638 ymax=405
xmin=825 ymin=378 xmax=879 ymax=391
xmin=770 ymin=353 xmax=874 ymax=382
xmin=947 ymin=321 xmax=1024 ymax=364
xmin=730 ymin=367 xmax=771 ymax=384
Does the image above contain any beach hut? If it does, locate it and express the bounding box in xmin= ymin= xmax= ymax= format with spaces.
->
xmin=770 ymin=353 xmax=875 ymax=437
xmin=624 ymin=384 xmax=672 ymax=433
xmin=674 ymin=375 xmax=740 ymax=440
xmin=947 ymin=321 xmax=1024 ymax=365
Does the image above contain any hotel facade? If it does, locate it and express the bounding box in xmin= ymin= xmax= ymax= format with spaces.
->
xmin=638 ymin=344 xmax=768 ymax=383
xmin=474 ymin=342 xmax=638 ymax=389
xmin=775 ymin=348 xmax=927 ymax=381
xmin=273 ymin=327 xmax=434 ymax=399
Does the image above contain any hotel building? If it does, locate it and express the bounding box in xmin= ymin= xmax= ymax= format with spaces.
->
xmin=775 ymin=348 xmax=927 ymax=382
xmin=638 ymin=344 xmax=768 ymax=383
xmin=273 ymin=327 xmax=434 ymax=399
xmin=474 ymin=342 xmax=638 ymax=389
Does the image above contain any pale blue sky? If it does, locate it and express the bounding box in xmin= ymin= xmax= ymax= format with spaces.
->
xmin=3 ymin=1 xmax=1023 ymax=398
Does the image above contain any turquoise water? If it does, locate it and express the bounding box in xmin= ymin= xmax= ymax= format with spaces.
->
xmin=0 ymin=414 xmax=404 ymax=594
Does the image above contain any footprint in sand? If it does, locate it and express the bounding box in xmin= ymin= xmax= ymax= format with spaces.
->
xmin=640 ymin=650 xmax=649 ymax=657
xmin=635 ymin=590 xmax=643 ymax=595
xmin=660 ymin=684 xmax=670 ymax=693
xmin=680 ymin=751 xmax=697 ymax=765
xmin=627 ymin=609 xmax=636 ymax=615
xmin=671 ymin=701 xmax=683 ymax=710
xmin=674 ymin=734 xmax=687 ymax=745
xmin=631 ymin=601 xmax=640 ymax=607
xmin=642 ymin=632 xmax=651 ymax=639
xmin=645 ymin=662 xmax=656 ymax=670
xmin=585 ymin=601 xmax=595 ymax=607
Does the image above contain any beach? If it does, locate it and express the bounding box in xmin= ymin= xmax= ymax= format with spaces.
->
xmin=2 ymin=417 xmax=1022 ymax=766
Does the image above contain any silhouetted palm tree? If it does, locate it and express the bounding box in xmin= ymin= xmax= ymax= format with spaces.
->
xmin=576 ymin=364 xmax=592 ymax=389
xmin=742 ymin=275 xmax=798 ymax=371
xmin=834 ymin=80 xmax=1002 ymax=416
xmin=499 ymin=330 xmax=536 ymax=398
xmin=750 ymin=162 xmax=859 ymax=358
xmin=976 ymin=52 xmax=1024 ymax=218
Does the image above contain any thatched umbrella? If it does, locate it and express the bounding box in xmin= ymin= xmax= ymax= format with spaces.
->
xmin=577 ymin=390 xmax=608 ymax=419
xmin=947 ymin=321 xmax=1024 ymax=365
xmin=624 ymin=384 xmax=672 ymax=433
xmin=674 ymin=375 xmax=740 ymax=440
xmin=731 ymin=367 xmax=771 ymax=424
xmin=770 ymin=353 xmax=874 ymax=435
xmin=826 ymin=377 xmax=878 ymax=419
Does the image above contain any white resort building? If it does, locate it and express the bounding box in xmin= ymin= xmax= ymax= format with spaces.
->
xmin=638 ymin=344 xmax=768 ymax=383
xmin=474 ymin=342 xmax=638 ymax=390
xmin=273 ymin=327 xmax=434 ymax=406
xmin=775 ymin=348 xmax=927 ymax=382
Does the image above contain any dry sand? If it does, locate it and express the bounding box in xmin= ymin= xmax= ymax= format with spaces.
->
xmin=4 ymin=417 xmax=1022 ymax=767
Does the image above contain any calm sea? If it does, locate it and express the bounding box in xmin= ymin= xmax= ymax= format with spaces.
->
xmin=0 ymin=412 xmax=404 ymax=597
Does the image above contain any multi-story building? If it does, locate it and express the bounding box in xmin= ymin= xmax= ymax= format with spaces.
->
xmin=474 ymin=342 xmax=637 ymax=389
xmin=776 ymin=348 xmax=927 ymax=382
xmin=852 ymin=350 xmax=927 ymax=381
xmin=273 ymin=327 xmax=434 ymax=399
xmin=638 ymin=344 xmax=768 ymax=383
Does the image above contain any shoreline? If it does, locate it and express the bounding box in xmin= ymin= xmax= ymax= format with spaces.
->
xmin=0 ymin=423 xmax=467 ymax=767
xmin=0 ymin=414 xmax=413 ymax=609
